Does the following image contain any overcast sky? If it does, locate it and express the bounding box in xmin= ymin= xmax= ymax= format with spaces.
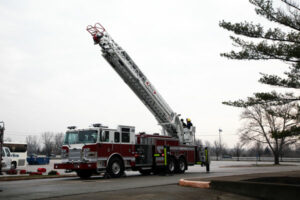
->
xmin=0 ymin=0 xmax=290 ymax=147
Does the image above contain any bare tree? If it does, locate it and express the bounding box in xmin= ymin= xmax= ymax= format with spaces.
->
xmin=280 ymin=145 xmax=293 ymax=161
xmin=53 ymin=133 xmax=64 ymax=155
xmin=205 ymin=141 xmax=211 ymax=148
xmin=233 ymin=142 xmax=243 ymax=161
xmin=213 ymin=140 xmax=222 ymax=161
xmin=41 ymin=132 xmax=54 ymax=156
xmin=240 ymin=103 xmax=299 ymax=164
xmin=254 ymin=141 xmax=263 ymax=161
xmin=4 ymin=137 xmax=12 ymax=142
xmin=263 ymin=146 xmax=272 ymax=157
xmin=26 ymin=135 xmax=40 ymax=155
xmin=296 ymin=143 xmax=300 ymax=157
xmin=195 ymin=138 xmax=203 ymax=146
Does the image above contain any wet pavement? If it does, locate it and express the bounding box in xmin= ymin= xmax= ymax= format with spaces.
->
xmin=0 ymin=161 xmax=299 ymax=199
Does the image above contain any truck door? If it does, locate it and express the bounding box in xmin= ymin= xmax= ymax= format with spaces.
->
xmin=135 ymin=145 xmax=153 ymax=166
xmin=2 ymin=147 xmax=12 ymax=170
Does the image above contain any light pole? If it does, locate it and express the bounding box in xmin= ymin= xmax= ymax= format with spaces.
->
xmin=219 ymin=128 xmax=222 ymax=159
xmin=0 ymin=121 xmax=4 ymax=173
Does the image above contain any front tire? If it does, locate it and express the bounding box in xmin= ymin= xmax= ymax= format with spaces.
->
xmin=76 ymin=170 xmax=93 ymax=179
xmin=107 ymin=157 xmax=124 ymax=178
xmin=11 ymin=161 xmax=17 ymax=169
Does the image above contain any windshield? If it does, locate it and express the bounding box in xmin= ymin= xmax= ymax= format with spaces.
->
xmin=4 ymin=143 xmax=27 ymax=153
xmin=64 ymin=130 xmax=98 ymax=144
xmin=4 ymin=147 xmax=11 ymax=157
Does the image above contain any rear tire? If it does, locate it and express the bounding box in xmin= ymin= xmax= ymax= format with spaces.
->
xmin=206 ymin=164 xmax=210 ymax=172
xmin=107 ymin=157 xmax=124 ymax=178
xmin=76 ymin=170 xmax=93 ymax=179
xmin=177 ymin=158 xmax=186 ymax=174
xmin=167 ymin=157 xmax=176 ymax=174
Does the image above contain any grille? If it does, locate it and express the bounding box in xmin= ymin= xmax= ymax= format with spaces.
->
xmin=68 ymin=149 xmax=82 ymax=161
xmin=18 ymin=159 xmax=25 ymax=166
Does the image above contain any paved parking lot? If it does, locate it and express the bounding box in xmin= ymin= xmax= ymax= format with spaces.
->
xmin=1 ymin=161 xmax=299 ymax=199
xmin=23 ymin=159 xmax=300 ymax=176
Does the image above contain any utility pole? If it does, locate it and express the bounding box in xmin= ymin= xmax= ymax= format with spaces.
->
xmin=0 ymin=122 xmax=5 ymax=174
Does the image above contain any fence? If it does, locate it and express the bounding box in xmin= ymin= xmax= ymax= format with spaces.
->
xmin=210 ymin=156 xmax=300 ymax=162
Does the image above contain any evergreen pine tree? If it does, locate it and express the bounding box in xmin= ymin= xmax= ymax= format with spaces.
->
xmin=220 ymin=0 xmax=300 ymax=161
xmin=220 ymin=0 xmax=300 ymax=106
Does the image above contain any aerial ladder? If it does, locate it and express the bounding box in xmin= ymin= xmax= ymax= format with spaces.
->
xmin=86 ymin=23 xmax=195 ymax=145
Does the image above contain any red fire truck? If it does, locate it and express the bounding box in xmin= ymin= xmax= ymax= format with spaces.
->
xmin=54 ymin=23 xmax=210 ymax=178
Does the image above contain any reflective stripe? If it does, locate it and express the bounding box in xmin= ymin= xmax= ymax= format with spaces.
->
xmin=170 ymin=146 xmax=195 ymax=151
xmin=98 ymin=157 xmax=108 ymax=160
xmin=97 ymin=156 xmax=135 ymax=161
xmin=123 ymin=157 xmax=135 ymax=161
xmin=154 ymin=153 xmax=160 ymax=157
xmin=157 ymin=146 xmax=194 ymax=153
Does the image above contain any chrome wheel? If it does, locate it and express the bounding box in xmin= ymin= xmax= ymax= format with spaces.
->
xmin=179 ymin=160 xmax=185 ymax=171
xmin=177 ymin=158 xmax=186 ymax=173
xmin=112 ymin=162 xmax=121 ymax=175
xmin=107 ymin=157 xmax=124 ymax=178
xmin=168 ymin=159 xmax=175 ymax=173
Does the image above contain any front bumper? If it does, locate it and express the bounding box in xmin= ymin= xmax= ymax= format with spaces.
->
xmin=54 ymin=162 xmax=97 ymax=170
xmin=1 ymin=162 xmax=12 ymax=172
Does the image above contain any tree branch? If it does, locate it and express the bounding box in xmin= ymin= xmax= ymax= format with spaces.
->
xmin=281 ymin=0 xmax=300 ymax=12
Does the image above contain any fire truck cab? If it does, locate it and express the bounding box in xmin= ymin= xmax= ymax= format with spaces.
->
xmin=56 ymin=124 xmax=136 ymax=178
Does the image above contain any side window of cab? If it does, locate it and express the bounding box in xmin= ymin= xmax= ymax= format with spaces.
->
xmin=1 ymin=148 xmax=5 ymax=157
xmin=121 ymin=128 xmax=130 ymax=143
xmin=100 ymin=130 xmax=110 ymax=142
xmin=114 ymin=132 xmax=120 ymax=143
xmin=4 ymin=147 xmax=10 ymax=157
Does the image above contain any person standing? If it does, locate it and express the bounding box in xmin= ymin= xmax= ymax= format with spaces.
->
xmin=186 ymin=118 xmax=193 ymax=129
xmin=181 ymin=119 xmax=187 ymax=128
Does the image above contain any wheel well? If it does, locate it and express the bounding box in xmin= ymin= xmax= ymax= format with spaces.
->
xmin=108 ymin=153 xmax=124 ymax=168
xmin=178 ymin=155 xmax=186 ymax=161
xmin=170 ymin=155 xmax=177 ymax=161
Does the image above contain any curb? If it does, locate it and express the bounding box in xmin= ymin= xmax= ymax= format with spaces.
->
xmin=210 ymin=180 xmax=300 ymax=200
xmin=179 ymin=179 xmax=210 ymax=189
xmin=0 ymin=174 xmax=77 ymax=181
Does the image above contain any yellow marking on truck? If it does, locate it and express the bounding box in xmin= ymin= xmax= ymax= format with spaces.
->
xmin=164 ymin=148 xmax=167 ymax=166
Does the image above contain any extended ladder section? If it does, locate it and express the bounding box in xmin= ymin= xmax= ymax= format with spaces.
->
xmin=87 ymin=23 xmax=195 ymax=144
